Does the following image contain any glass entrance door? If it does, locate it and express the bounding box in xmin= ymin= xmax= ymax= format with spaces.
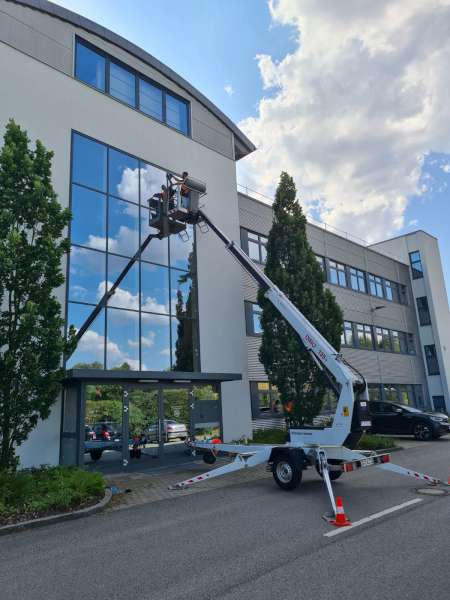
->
xmin=161 ymin=388 xmax=191 ymax=462
xmin=128 ymin=388 xmax=160 ymax=461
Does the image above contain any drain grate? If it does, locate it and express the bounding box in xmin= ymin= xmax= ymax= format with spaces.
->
xmin=416 ymin=487 xmax=448 ymax=496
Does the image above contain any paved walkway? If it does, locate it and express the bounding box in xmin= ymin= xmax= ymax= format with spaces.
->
xmin=105 ymin=458 xmax=269 ymax=510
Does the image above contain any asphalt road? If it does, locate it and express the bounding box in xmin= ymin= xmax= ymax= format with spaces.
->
xmin=1 ymin=439 xmax=449 ymax=600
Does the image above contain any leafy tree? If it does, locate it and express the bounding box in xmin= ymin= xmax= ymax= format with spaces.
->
xmin=258 ymin=172 xmax=343 ymax=427
xmin=0 ymin=120 xmax=75 ymax=470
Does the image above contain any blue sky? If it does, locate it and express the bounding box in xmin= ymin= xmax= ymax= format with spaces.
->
xmin=53 ymin=0 xmax=450 ymax=292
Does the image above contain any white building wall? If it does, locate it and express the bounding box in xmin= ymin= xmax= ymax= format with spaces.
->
xmin=0 ymin=34 xmax=251 ymax=466
xmin=371 ymin=232 xmax=450 ymax=412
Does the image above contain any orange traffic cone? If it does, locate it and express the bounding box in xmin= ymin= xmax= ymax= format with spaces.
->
xmin=331 ymin=496 xmax=351 ymax=527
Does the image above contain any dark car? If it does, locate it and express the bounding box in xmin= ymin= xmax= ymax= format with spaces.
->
xmin=369 ymin=401 xmax=449 ymax=440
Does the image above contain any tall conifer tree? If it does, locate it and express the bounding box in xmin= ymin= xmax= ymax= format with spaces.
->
xmin=258 ymin=172 xmax=343 ymax=427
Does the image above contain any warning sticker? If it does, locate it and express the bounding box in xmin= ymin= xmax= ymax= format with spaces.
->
xmin=342 ymin=406 xmax=350 ymax=417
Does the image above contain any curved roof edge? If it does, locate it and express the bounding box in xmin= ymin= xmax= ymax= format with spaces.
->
xmin=9 ymin=0 xmax=256 ymax=157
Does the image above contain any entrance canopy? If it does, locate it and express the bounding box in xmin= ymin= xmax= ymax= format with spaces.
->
xmin=61 ymin=370 xmax=241 ymax=469
xmin=63 ymin=369 xmax=242 ymax=385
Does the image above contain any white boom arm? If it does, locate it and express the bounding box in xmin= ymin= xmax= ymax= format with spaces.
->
xmin=196 ymin=209 xmax=368 ymax=446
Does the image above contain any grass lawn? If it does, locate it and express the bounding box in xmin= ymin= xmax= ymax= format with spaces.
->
xmin=0 ymin=466 xmax=105 ymax=526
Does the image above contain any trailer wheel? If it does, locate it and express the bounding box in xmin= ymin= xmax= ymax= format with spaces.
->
xmin=272 ymin=456 xmax=302 ymax=490
xmin=203 ymin=451 xmax=217 ymax=465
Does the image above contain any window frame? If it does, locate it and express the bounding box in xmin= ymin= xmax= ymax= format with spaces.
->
xmin=424 ymin=344 xmax=440 ymax=375
xmin=409 ymin=250 xmax=424 ymax=279
xmin=241 ymin=228 xmax=268 ymax=264
xmin=328 ymin=259 xmax=347 ymax=287
xmin=368 ymin=273 xmax=384 ymax=298
xmin=416 ymin=296 xmax=431 ymax=326
xmin=245 ymin=301 xmax=263 ymax=336
xmin=74 ymin=37 xmax=190 ymax=137
xmin=349 ymin=267 xmax=366 ymax=293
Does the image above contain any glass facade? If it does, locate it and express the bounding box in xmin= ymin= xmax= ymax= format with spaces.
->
xmin=66 ymin=132 xmax=198 ymax=371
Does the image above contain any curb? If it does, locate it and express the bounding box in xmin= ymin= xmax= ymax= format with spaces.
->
xmin=0 ymin=487 xmax=112 ymax=537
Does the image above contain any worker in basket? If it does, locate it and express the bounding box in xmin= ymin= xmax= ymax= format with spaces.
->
xmin=169 ymin=171 xmax=190 ymax=209
xmin=148 ymin=184 xmax=177 ymax=221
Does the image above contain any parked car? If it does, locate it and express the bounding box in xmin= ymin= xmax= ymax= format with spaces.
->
xmin=369 ymin=401 xmax=449 ymax=440
xmin=145 ymin=420 xmax=188 ymax=443
xmin=85 ymin=425 xmax=96 ymax=441
xmin=93 ymin=422 xmax=122 ymax=441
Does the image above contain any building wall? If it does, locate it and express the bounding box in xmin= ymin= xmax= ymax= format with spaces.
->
xmin=0 ymin=6 xmax=251 ymax=466
xmin=238 ymin=193 xmax=429 ymax=410
xmin=371 ymin=232 xmax=450 ymax=412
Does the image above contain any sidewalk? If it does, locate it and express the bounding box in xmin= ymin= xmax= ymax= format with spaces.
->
xmin=105 ymin=458 xmax=268 ymax=511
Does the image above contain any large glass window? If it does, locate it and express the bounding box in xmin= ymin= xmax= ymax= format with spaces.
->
xmin=368 ymin=274 xmax=384 ymax=298
xmin=356 ymin=324 xmax=373 ymax=349
xmin=242 ymin=229 xmax=268 ymax=264
xmin=384 ymin=280 xmax=398 ymax=302
xmin=328 ymin=260 xmax=347 ymax=287
xmin=139 ymin=79 xmax=163 ymax=120
xmin=71 ymin=185 xmax=106 ymax=250
xmin=74 ymin=38 xmax=190 ymax=137
xmin=416 ymin=296 xmax=431 ymax=326
xmin=250 ymin=381 xmax=281 ymax=417
xmin=72 ymin=133 xmax=107 ymax=192
xmin=67 ymin=133 xmax=198 ymax=371
xmin=409 ymin=251 xmax=423 ymax=279
xmin=341 ymin=321 xmax=354 ymax=346
xmin=350 ymin=268 xmax=366 ymax=292
xmin=391 ymin=330 xmax=401 ymax=353
xmin=245 ymin=302 xmax=263 ymax=336
xmin=166 ymin=93 xmax=189 ymax=134
xmin=109 ymin=62 xmax=136 ymax=106
xmin=424 ymin=344 xmax=440 ymax=375
xmin=75 ymin=41 xmax=105 ymax=91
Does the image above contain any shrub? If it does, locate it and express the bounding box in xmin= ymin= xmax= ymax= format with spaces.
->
xmin=0 ymin=466 xmax=104 ymax=520
xmin=356 ymin=434 xmax=397 ymax=450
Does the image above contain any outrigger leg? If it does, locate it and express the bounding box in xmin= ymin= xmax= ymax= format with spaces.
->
xmin=168 ymin=447 xmax=272 ymax=490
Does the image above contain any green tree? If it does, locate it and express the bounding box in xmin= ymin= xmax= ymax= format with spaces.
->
xmin=0 ymin=120 xmax=75 ymax=470
xmin=258 ymin=172 xmax=343 ymax=427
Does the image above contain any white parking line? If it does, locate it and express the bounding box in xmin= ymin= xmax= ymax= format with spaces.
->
xmin=324 ymin=498 xmax=423 ymax=537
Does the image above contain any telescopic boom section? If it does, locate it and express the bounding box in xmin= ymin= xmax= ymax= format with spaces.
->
xmin=196 ymin=209 xmax=361 ymax=389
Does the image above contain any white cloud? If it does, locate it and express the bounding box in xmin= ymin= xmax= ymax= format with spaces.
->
xmin=224 ymin=84 xmax=234 ymax=96
xmin=238 ymin=0 xmax=450 ymax=242
xmin=408 ymin=219 xmax=419 ymax=226
xmin=440 ymin=164 xmax=450 ymax=173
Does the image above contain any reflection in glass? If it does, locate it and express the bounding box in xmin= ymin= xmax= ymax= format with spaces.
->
xmin=84 ymin=384 xmax=123 ymax=464
xmin=171 ymin=317 xmax=194 ymax=371
xmin=170 ymin=224 xmax=194 ymax=270
xmin=66 ymin=303 xmax=105 ymax=369
xmin=69 ymin=246 xmax=105 ymax=304
xmin=141 ymin=263 xmax=170 ymax=314
xmin=139 ymin=80 xmax=163 ymax=121
xmin=108 ymin=197 xmax=139 ymax=257
xmin=106 ymin=308 xmax=139 ymax=370
xmin=109 ymin=62 xmax=136 ymax=106
xmin=140 ymin=210 xmax=169 ymax=265
xmin=171 ymin=268 xmax=193 ymax=318
xmin=72 ymin=134 xmax=107 ymax=192
xmin=109 ymin=149 xmax=139 ymax=203
xmin=141 ymin=313 xmax=171 ymax=371
xmin=71 ymin=184 xmax=106 ymax=250
xmin=140 ymin=163 xmax=167 ymax=206
xmin=166 ymin=94 xmax=188 ymax=134
xmin=107 ymin=256 xmax=139 ymax=310
xmin=75 ymin=41 xmax=105 ymax=91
